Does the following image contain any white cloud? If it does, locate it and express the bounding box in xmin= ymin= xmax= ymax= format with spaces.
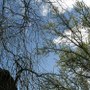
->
xmin=35 ymin=0 xmax=42 ymax=3
xmin=83 ymin=0 xmax=90 ymax=6
xmin=52 ymin=0 xmax=90 ymax=47
xmin=40 ymin=3 xmax=51 ymax=16
xmin=50 ymin=0 xmax=90 ymax=12
xmin=53 ymin=27 xmax=89 ymax=47
xmin=41 ymin=5 xmax=49 ymax=16
xmin=40 ymin=0 xmax=90 ymax=16
xmin=50 ymin=0 xmax=76 ymax=13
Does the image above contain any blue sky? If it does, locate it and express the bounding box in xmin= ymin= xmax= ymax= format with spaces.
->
xmin=1 ymin=0 xmax=90 ymax=79
xmin=1 ymin=0 xmax=90 ymax=89
xmin=37 ymin=0 xmax=90 ymax=73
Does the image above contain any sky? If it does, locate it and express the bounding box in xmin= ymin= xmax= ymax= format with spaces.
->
xmin=50 ymin=0 xmax=90 ymax=12
xmin=41 ymin=0 xmax=90 ymax=16
xmin=53 ymin=28 xmax=89 ymax=48
xmin=51 ymin=0 xmax=90 ymax=46
xmin=40 ymin=0 xmax=90 ymax=72
xmin=6 ymin=0 xmax=90 ymax=73
xmin=1 ymin=0 xmax=90 ymax=89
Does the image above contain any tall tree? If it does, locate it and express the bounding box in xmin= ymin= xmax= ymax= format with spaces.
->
xmin=38 ymin=1 xmax=90 ymax=90
xmin=0 ymin=0 xmax=48 ymax=89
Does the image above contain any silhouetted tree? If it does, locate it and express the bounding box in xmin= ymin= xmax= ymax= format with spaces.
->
xmin=0 ymin=68 xmax=17 ymax=90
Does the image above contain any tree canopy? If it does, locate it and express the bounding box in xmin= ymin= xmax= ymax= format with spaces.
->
xmin=0 ymin=0 xmax=90 ymax=90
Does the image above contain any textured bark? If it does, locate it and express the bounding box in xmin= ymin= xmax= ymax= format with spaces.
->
xmin=0 ymin=68 xmax=17 ymax=90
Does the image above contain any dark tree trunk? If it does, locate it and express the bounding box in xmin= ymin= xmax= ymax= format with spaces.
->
xmin=0 ymin=68 xmax=17 ymax=90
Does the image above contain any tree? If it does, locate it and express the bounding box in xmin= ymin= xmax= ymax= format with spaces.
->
xmin=0 ymin=68 xmax=17 ymax=90
xmin=1 ymin=0 xmax=90 ymax=90
xmin=0 ymin=0 xmax=48 ymax=89
xmin=38 ymin=1 xmax=90 ymax=90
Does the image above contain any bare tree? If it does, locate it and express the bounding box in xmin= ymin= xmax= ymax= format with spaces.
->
xmin=0 ymin=0 xmax=47 ymax=89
